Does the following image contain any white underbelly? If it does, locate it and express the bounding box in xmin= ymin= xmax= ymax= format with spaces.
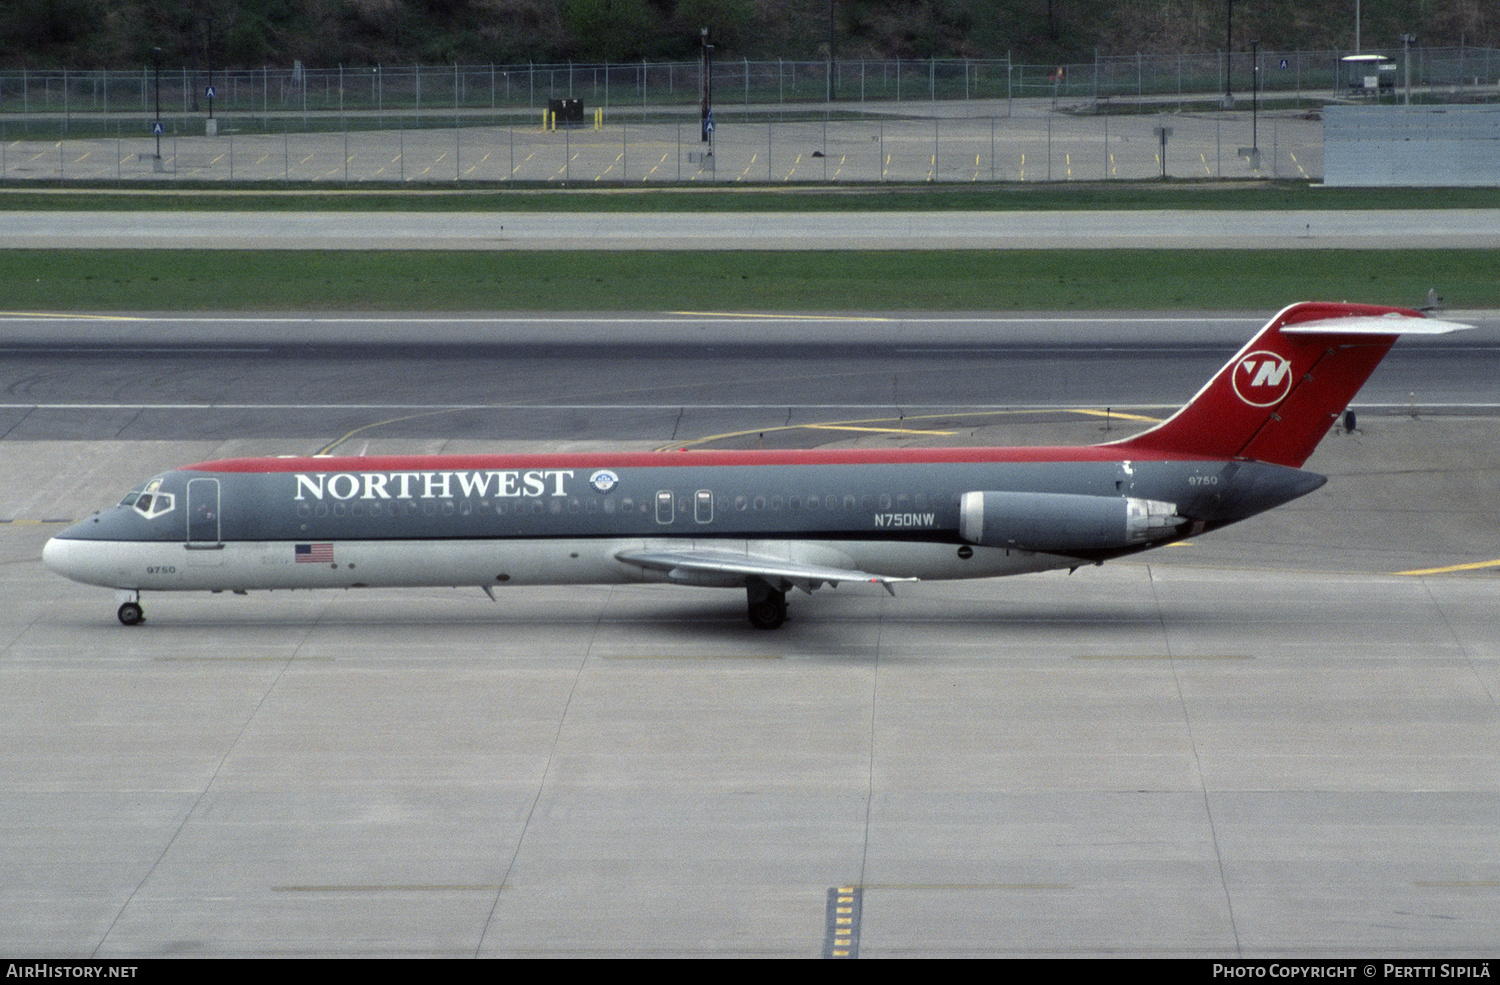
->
xmin=44 ymin=536 xmax=1078 ymax=593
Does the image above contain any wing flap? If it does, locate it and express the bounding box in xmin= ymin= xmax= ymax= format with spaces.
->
xmin=615 ymin=548 xmax=917 ymax=596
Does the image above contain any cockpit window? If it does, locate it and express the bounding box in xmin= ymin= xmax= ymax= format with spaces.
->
xmin=133 ymin=492 xmax=176 ymax=519
xmin=127 ymin=477 xmax=176 ymax=519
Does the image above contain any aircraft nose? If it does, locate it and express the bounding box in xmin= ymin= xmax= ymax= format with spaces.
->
xmin=42 ymin=535 xmax=75 ymax=577
xmin=43 ymin=534 xmax=106 ymax=586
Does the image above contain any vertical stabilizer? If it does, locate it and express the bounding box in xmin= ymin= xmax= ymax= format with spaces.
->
xmin=1105 ymin=302 xmax=1471 ymax=468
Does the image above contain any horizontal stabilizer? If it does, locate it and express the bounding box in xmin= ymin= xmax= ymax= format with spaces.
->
xmin=616 ymin=548 xmax=917 ymax=596
xmin=1282 ymin=313 xmax=1473 ymax=336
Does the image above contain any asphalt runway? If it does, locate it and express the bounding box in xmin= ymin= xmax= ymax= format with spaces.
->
xmin=3 ymin=312 xmax=1499 ymax=957
xmin=3 ymin=311 xmax=1497 ymax=446
xmin=6 ymin=208 xmax=1500 ymax=249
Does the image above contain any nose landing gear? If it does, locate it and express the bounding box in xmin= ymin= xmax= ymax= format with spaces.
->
xmin=115 ymin=590 xmax=144 ymax=626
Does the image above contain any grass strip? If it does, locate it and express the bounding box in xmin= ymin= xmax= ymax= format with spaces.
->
xmin=3 ymin=249 xmax=1495 ymax=312
xmin=3 ymin=182 xmax=1500 ymax=212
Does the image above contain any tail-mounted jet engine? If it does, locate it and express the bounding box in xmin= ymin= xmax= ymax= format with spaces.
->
xmin=958 ymin=491 xmax=1186 ymax=555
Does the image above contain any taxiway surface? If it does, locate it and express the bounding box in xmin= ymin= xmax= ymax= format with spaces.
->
xmin=3 ymin=312 xmax=1498 ymax=957
xmin=4 ymin=209 xmax=1500 ymax=249
xmin=3 ymin=311 xmax=1497 ymax=445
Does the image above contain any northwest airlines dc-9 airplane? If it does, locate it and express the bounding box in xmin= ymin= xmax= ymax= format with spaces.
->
xmin=44 ymin=302 xmax=1469 ymax=629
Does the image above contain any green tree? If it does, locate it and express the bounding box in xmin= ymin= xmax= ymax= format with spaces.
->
xmin=563 ymin=0 xmax=656 ymax=60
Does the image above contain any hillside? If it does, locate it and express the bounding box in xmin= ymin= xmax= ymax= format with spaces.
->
xmin=4 ymin=0 xmax=1496 ymax=69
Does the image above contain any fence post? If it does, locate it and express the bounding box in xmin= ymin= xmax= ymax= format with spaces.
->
xmin=931 ymin=117 xmax=937 ymax=180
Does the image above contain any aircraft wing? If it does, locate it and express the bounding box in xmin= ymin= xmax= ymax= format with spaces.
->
xmin=614 ymin=548 xmax=918 ymax=596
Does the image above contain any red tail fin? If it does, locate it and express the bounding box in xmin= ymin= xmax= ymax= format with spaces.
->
xmin=1106 ymin=302 xmax=1469 ymax=468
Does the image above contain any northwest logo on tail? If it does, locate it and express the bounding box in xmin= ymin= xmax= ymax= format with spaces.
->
xmin=1232 ymin=351 xmax=1293 ymax=407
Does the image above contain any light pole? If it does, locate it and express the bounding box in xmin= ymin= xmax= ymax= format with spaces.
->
xmin=1401 ymin=34 xmax=1416 ymax=105
xmin=152 ymin=46 xmax=163 ymax=161
xmin=700 ymin=28 xmax=714 ymax=142
xmin=1223 ymin=0 xmax=1234 ymax=108
xmin=1250 ymin=39 xmax=1259 ymax=153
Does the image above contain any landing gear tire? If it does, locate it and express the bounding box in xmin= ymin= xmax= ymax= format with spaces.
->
xmin=746 ymin=586 xmax=787 ymax=630
xmin=117 ymin=602 xmax=144 ymax=626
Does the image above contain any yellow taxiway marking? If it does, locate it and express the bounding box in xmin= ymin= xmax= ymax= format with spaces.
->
xmin=0 ymin=312 xmax=145 ymax=321
xmin=1073 ymin=654 xmax=1252 ymax=661
xmin=857 ymin=883 xmax=1072 ymax=891
xmin=603 ymin=653 xmax=783 ymax=660
xmin=805 ymin=424 xmax=958 ymax=436
xmin=155 ymin=655 xmax=335 ymax=662
xmin=275 ymin=884 xmax=503 ymax=893
xmin=1069 ymin=407 xmax=1162 ymax=424
xmin=669 ymin=311 xmax=891 ymax=322
xmin=1416 ymin=881 xmax=1500 ymax=888
xmin=315 ymin=409 xmax=462 ymax=455
xmin=1395 ymin=558 xmax=1500 ymax=576
xmin=666 ymin=407 xmax=1164 ymax=452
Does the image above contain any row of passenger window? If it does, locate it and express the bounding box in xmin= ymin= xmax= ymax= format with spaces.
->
xmin=296 ymin=490 xmax=949 ymax=521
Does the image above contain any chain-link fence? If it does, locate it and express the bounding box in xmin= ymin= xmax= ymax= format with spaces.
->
xmin=4 ymin=48 xmax=1495 ymax=121
xmin=0 ymin=49 xmax=1492 ymax=184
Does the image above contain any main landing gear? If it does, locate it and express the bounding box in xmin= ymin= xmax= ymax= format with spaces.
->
xmin=745 ymin=582 xmax=788 ymax=630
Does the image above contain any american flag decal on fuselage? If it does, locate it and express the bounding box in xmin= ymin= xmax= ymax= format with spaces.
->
xmin=295 ymin=543 xmax=334 ymax=564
